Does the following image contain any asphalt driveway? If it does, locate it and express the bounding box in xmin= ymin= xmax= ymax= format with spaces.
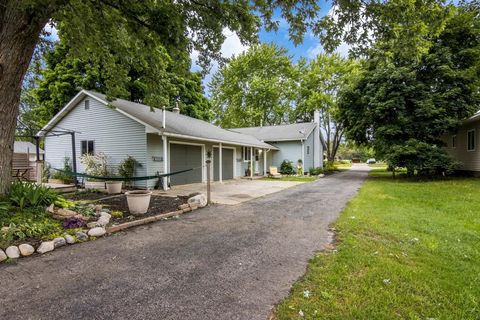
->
xmin=0 ymin=165 xmax=369 ymax=320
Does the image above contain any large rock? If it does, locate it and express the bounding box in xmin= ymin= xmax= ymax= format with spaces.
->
xmin=187 ymin=194 xmax=207 ymax=208
xmin=75 ymin=231 xmax=88 ymax=241
xmin=18 ymin=244 xmax=35 ymax=256
xmin=37 ymin=241 xmax=54 ymax=254
xmin=96 ymin=212 xmax=111 ymax=227
xmin=5 ymin=246 xmax=20 ymax=259
xmin=64 ymin=234 xmax=76 ymax=244
xmin=88 ymin=227 xmax=106 ymax=237
xmin=0 ymin=249 xmax=6 ymax=262
xmin=53 ymin=237 xmax=66 ymax=248
xmin=53 ymin=208 xmax=78 ymax=220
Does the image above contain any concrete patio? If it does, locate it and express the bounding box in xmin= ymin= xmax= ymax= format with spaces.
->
xmin=155 ymin=178 xmax=304 ymax=205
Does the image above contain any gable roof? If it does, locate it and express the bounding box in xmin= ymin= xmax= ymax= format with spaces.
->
xmin=230 ymin=122 xmax=317 ymax=142
xmin=37 ymin=90 xmax=277 ymax=150
xmin=14 ymin=141 xmax=44 ymax=154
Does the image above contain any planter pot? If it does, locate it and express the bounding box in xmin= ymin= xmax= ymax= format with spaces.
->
xmin=85 ymin=181 xmax=106 ymax=190
xmin=106 ymin=181 xmax=123 ymax=194
xmin=125 ymin=190 xmax=152 ymax=215
xmin=48 ymin=178 xmax=63 ymax=184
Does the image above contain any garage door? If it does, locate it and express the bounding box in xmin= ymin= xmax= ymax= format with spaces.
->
xmin=213 ymin=147 xmax=234 ymax=181
xmin=170 ymin=143 xmax=203 ymax=185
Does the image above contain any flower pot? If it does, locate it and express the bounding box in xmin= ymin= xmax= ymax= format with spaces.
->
xmin=85 ymin=180 xmax=106 ymax=190
xmin=125 ymin=190 xmax=152 ymax=215
xmin=106 ymin=181 xmax=123 ymax=194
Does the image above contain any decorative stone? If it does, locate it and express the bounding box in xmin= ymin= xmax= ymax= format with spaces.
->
xmin=95 ymin=212 xmax=111 ymax=227
xmin=47 ymin=203 xmax=55 ymax=213
xmin=75 ymin=231 xmax=88 ymax=241
xmin=187 ymin=194 xmax=207 ymax=208
xmin=101 ymin=208 xmax=110 ymax=214
xmin=178 ymin=203 xmax=189 ymax=210
xmin=37 ymin=241 xmax=54 ymax=254
xmin=95 ymin=205 xmax=103 ymax=214
xmin=53 ymin=208 xmax=78 ymax=220
xmin=189 ymin=203 xmax=199 ymax=210
xmin=318 ymin=174 xmax=325 ymax=178
xmin=6 ymin=246 xmax=20 ymax=259
xmin=0 ymin=249 xmax=6 ymax=262
xmin=53 ymin=237 xmax=66 ymax=248
xmin=18 ymin=244 xmax=35 ymax=256
xmin=88 ymin=227 xmax=106 ymax=237
xmin=86 ymin=222 xmax=97 ymax=228
xmin=64 ymin=234 xmax=76 ymax=244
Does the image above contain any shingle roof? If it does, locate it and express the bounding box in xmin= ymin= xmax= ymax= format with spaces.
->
xmin=230 ymin=122 xmax=317 ymax=141
xmin=38 ymin=90 xmax=276 ymax=150
xmin=14 ymin=141 xmax=44 ymax=154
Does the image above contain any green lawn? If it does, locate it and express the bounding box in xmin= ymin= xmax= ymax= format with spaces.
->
xmin=368 ymin=162 xmax=388 ymax=168
xmin=262 ymin=176 xmax=317 ymax=182
xmin=275 ymin=170 xmax=480 ymax=319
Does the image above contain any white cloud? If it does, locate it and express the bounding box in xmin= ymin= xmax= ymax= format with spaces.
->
xmin=306 ymin=41 xmax=351 ymax=59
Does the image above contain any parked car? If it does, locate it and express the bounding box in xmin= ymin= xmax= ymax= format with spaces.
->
xmin=366 ymin=158 xmax=377 ymax=164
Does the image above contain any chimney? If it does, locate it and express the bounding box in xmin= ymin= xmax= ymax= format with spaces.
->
xmin=313 ymin=110 xmax=320 ymax=124
xmin=173 ymin=99 xmax=180 ymax=114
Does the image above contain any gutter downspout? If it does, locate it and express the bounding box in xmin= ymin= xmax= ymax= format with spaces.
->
xmin=301 ymin=139 xmax=305 ymax=172
xmin=162 ymin=134 xmax=168 ymax=191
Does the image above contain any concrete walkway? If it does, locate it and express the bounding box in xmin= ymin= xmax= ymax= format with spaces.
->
xmin=0 ymin=165 xmax=369 ymax=320
xmin=158 ymin=179 xmax=303 ymax=205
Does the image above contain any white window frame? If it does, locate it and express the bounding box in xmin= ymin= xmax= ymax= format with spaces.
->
xmin=242 ymin=146 xmax=252 ymax=162
xmin=467 ymin=130 xmax=476 ymax=152
xmin=81 ymin=140 xmax=95 ymax=155
xmin=84 ymin=99 xmax=90 ymax=110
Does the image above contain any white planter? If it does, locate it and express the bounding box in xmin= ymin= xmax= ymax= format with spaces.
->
xmin=125 ymin=190 xmax=152 ymax=215
xmin=85 ymin=181 xmax=106 ymax=190
xmin=106 ymin=181 xmax=123 ymax=194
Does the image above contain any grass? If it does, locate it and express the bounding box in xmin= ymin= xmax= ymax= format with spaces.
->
xmin=334 ymin=161 xmax=353 ymax=170
xmin=262 ymin=176 xmax=317 ymax=182
xmin=368 ymin=162 xmax=388 ymax=168
xmin=275 ymin=169 xmax=480 ymax=319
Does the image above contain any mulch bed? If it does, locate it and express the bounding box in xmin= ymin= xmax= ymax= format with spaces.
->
xmin=64 ymin=191 xmax=110 ymax=201
xmin=97 ymin=194 xmax=189 ymax=224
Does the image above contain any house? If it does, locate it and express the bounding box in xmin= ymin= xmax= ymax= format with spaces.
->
xmin=443 ymin=111 xmax=480 ymax=175
xmin=13 ymin=141 xmax=44 ymax=181
xmin=231 ymin=121 xmax=322 ymax=173
xmin=37 ymin=90 xmax=322 ymax=189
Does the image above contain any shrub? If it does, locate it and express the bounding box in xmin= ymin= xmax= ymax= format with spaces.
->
xmin=309 ymin=167 xmax=324 ymax=175
xmin=63 ymin=216 xmax=86 ymax=229
xmin=8 ymin=182 xmax=59 ymax=210
xmin=280 ymin=160 xmax=295 ymax=175
xmin=118 ymin=156 xmax=138 ymax=178
xmin=51 ymin=157 xmax=74 ymax=183
xmin=80 ymin=152 xmax=109 ymax=177
xmin=325 ymin=161 xmax=338 ymax=172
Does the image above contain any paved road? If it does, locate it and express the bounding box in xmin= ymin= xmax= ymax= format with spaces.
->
xmin=0 ymin=165 xmax=369 ymax=320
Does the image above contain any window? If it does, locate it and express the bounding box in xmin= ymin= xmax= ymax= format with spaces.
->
xmin=452 ymin=135 xmax=456 ymax=148
xmin=307 ymin=146 xmax=310 ymax=154
xmin=84 ymin=99 xmax=90 ymax=110
xmin=243 ymin=147 xmax=251 ymax=161
xmin=81 ymin=140 xmax=95 ymax=155
xmin=467 ymin=130 xmax=475 ymax=151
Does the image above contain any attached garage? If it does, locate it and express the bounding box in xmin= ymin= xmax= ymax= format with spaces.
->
xmin=169 ymin=143 xmax=203 ymax=185
xmin=213 ymin=147 xmax=234 ymax=181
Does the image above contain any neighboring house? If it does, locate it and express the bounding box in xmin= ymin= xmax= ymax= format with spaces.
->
xmin=443 ymin=111 xmax=480 ymax=175
xmin=231 ymin=120 xmax=323 ymax=173
xmin=13 ymin=141 xmax=44 ymax=181
xmin=37 ymin=90 xmax=323 ymax=189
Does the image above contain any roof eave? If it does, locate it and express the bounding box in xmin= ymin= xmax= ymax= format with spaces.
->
xmin=162 ymin=132 xmax=278 ymax=150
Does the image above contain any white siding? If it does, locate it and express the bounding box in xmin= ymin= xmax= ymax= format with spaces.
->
xmin=303 ymin=132 xmax=315 ymax=172
xmin=44 ymin=97 xmax=148 ymax=187
xmin=146 ymin=134 xmax=165 ymax=188
xmin=269 ymin=141 xmax=303 ymax=171
xmin=444 ymin=119 xmax=480 ymax=172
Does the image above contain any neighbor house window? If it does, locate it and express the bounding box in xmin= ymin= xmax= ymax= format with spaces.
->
xmin=243 ymin=147 xmax=252 ymax=161
xmin=81 ymin=140 xmax=95 ymax=155
xmin=84 ymin=99 xmax=90 ymax=110
xmin=452 ymin=135 xmax=456 ymax=148
xmin=307 ymin=146 xmax=310 ymax=154
xmin=467 ymin=130 xmax=475 ymax=151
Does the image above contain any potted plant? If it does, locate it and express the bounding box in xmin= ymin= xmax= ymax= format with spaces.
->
xmin=48 ymin=157 xmax=74 ymax=184
xmin=125 ymin=190 xmax=152 ymax=215
xmin=81 ymin=153 xmax=109 ymax=190
xmin=105 ymin=180 xmax=123 ymax=194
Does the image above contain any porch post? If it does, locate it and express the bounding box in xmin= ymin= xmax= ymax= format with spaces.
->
xmin=219 ymin=142 xmax=223 ymax=183
xmin=250 ymin=147 xmax=253 ymax=178
xmin=263 ymin=148 xmax=267 ymax=176
xmin=162 ymin=135 xmax=168 ymax=191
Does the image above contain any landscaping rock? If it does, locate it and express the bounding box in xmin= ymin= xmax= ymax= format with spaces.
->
xmin=53 ymin=208 xmax=78 ymax=220
xmin=95 ymin=212 xmax=111 ymax=227
xmin=88 ymin=227 xmax=106 ymax=237
xmin=75 ymin=231 xmax=88 ymax=241
xmin=86 ymin=222 xmax=97 ymax=228
xmin=64 ymin=234 xmax=76 ymax=244
xmin=6 ymin=246 xmax=20 ymax=259
xmin=18 ymin=244 xmax=35 ymax=256
xmin=37 ymin=241 xmax=54 ymax=254
xmin=53 ymin=237 xmax=66 ymax=248
xmin=47 ymin=203 xmax=55 ymax=213
xmin=187 ymin=194 xmax=207 ymax=208
xmin=102 ymin=208 xmax=110 ymax=214
xmin=318 ymin=174 xmax=325 ymax=178
xmin=189 ymin=203 xmax=199 ymax=211
xmin=0 ymin=249 xmax=6 ymax=262
xmin=95 ymin=205 xmax=103 ymax=214
xmin=178 ymin=203 xmax=189 ymax=210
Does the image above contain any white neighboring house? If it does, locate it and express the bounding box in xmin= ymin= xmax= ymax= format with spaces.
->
xmin=13 ymin=141 xmax=44 ymax=181
xmin=37 ymin=90 xmax=322 ymax=189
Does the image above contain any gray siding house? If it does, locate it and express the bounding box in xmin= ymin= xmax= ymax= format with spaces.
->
xmin=443 ymin=111 xmax=480 ymax=174
xmin=37 ymin=90 xmax=322 ymax=189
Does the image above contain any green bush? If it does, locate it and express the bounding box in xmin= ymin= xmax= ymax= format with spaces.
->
xmin=8 ymin=182 xmax=59 ymax=210
xmin=280 ymin=160 xmax=295 ymax=175
xmin=309 ymin=167 xmax=324 ymax=175
xmin=325 ymin=161 xmax=338 ymax=172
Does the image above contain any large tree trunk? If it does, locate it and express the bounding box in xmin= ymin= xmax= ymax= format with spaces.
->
xmin=0 ymin=1 xmax=50 ymax=195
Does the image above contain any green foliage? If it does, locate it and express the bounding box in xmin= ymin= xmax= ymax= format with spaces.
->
xmin=309 ymin=167 xmax=324 ymax=175
xmin=80 ymin=152 xmax=109 ymax=177
xmin=210 ymin=44 xmax=297 ymax=127
xmin=324 ymin=161 xmax=337 ymax=172
xmin=118 ymin=156 xmax=138 ymax=179
xmin=276 ymin=170 xmax=480 ymax=318
xmin=110 ymin=210 xmax=124 ymax=218
xmin=53 ymin=197 xmax=75 ymax=209
xmin=280 ymin=160 xmax=295 ymax=175
xmin=8 ymin=182 xmax=59 ymax=210
xmin=337 ymin=143 xmax=375 ymax=162
xmin=339 ymin=7 xmax=480 ymax=176
xmin=51 ymin=157 xmax=74 ymax=183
